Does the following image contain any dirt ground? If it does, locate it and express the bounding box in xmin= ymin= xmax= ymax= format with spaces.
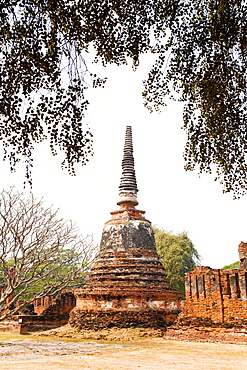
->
xmin=1 ymin=327 xmax=247 ymax=370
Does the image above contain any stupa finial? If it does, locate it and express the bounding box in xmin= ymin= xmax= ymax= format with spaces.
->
xmin=117 ymin=126 xmax=138 ymax=206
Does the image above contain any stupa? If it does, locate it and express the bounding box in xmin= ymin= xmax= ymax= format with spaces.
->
xmin=70 ymin=126 xmax=181 ymax=329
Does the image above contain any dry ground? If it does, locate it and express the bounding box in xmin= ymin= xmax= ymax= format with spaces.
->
xmin=0 ymin=327 xmax=247 ymax=370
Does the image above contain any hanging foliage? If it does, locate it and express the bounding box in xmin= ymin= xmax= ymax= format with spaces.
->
xmin=0 ymin=0 xmax=167 ymax=183
xmin=144 ymin=0 xmax=247 ymax=197
xmin=1 ymin=1 xmax=247 ymax=196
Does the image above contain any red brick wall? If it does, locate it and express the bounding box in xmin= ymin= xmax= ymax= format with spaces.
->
xmin=239 ymin=242 xmax=247 ymax=270
xmin=181 ymin=266 xmax=247 ymax=326
xmin=69 ymin=308 xmax=179 ymax=330
xmin=18 ymin=314 xmax=70 ymax=333
xmin=33 ymin=291 xmax=76 ymax=315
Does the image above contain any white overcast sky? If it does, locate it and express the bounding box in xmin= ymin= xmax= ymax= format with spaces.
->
xmin=1 ymin=54 xmax=247 ymax=269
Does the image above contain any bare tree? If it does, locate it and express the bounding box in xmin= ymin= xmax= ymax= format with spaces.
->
xmin=0 ymin=189 xmax=95 ymax=321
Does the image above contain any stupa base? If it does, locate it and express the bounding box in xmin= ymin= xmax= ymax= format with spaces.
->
xmin=69 ymin=307 xmax=181 ymax=330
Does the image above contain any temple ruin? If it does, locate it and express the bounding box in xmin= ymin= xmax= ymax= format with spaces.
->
xmin=69 ymin=126 xmax=181 ymax=329
xmin=180 ymin=242 xmax=247 ymax=327
xmin=3 ymin=126 xmax=247 ymax=335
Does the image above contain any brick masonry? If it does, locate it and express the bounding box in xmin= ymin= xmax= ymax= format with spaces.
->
xmin=13 ymin=291 xmax=76 ymax=333
xmin=69 ymin=126 xmax=181 ymax=329
xmin=69 ymin=308 xmax=179 ymax=330
xmin=17 ymin=313 xmax=70 ymax=334
xmin=14 ymin=242 xmax=247 ymax=333
xmin=70 ymin=204 xmax=181 ymax=329
xmin=180 ymin=242 xmax=247 ymax=327
xmin=33 ymin=291 xmax=76 ymax=316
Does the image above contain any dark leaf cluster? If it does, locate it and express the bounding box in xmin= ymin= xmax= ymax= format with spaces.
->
xmin=1 ymin=1 xmax=247 ymax=196
xmin=144 ymin=0 xmax=247 ymax=197
xmin=0 ymin=0 xmax=168 ymax=183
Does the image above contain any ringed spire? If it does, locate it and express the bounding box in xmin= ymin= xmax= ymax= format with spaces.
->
xmin=117 ymin=126 xmax=138 ymax=206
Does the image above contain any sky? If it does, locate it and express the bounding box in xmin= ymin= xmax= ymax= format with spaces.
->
xmin=1 ymin=54 xmax=247 ymax=269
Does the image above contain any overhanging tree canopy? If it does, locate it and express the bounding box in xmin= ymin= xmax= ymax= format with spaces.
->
xmin=0 ymin=0 xmax=167 ymax=182
xmin=144 ymin=0 xmax=247 ymax=197
xmin=0 ymin=1 xmax=246 ymax=196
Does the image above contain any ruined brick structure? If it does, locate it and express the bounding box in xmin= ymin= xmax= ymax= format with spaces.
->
xmin=33 ymin=291 xmax=76 ymax=315
xmin=14 ymin=291 xmax=76 ymax=333
xmin=180 ymin=242 xmax=247 ymax=326
xmin=70 ymin=126 xmax=181 ymax=329
xmin=15 ymin=291 xmax=76 ymax=316
xmin=239 ymin=242 xmax=247 ymax=270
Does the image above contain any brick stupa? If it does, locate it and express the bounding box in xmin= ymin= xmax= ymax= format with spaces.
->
xmin=70 ymin=126 xmax=181 ymax=329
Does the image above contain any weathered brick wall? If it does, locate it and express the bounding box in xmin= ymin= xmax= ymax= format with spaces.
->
xmin=18 ymin=313 xmax=70 ymax=334
xmin=69 ymin=308 xmax=179 ymax=330
xmin=9 ymin=291 xmax=77 ymax=333
xmin=181 ymin=264 xmax=247 ymax=326
xmin=239 ymin=242 xmax=247 ymax=270
xmin=0 ymin=317 xmax=20 ymax=333
xmin=33 ymin=291 xmax=76 ymax=315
